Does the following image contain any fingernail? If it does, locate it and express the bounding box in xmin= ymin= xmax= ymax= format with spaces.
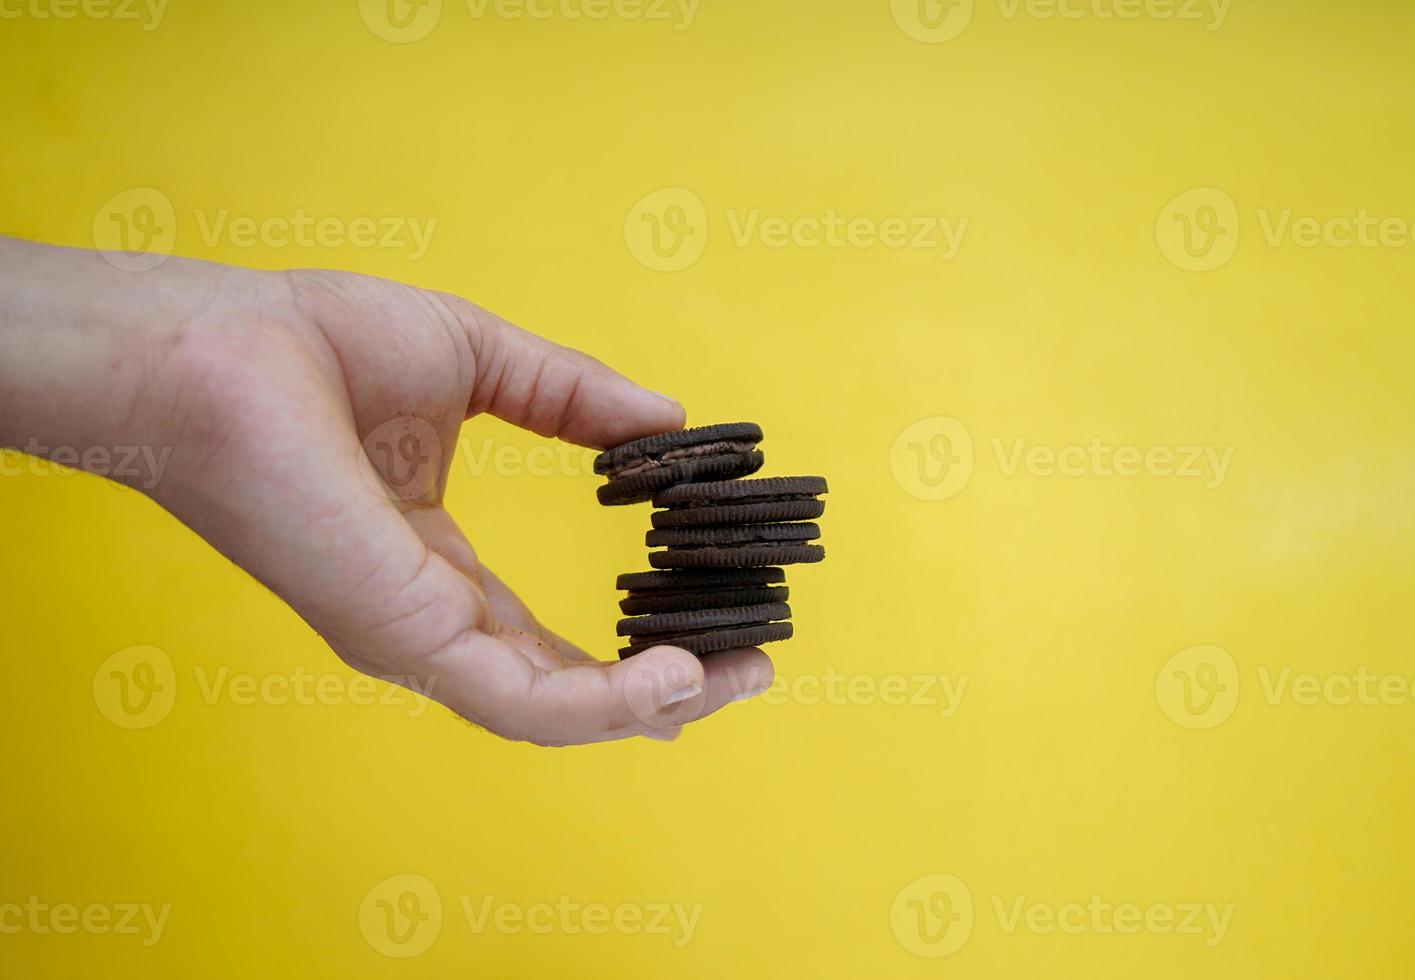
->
xmin=732 ymin=684 xmax=770 ymax=704
xmin=661 ymin=681 xmax=702 ymax=707
xmin=642 ymin=727 xmax=680 ymax=742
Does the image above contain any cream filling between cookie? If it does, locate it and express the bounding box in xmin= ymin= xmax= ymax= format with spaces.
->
xmin=609 ymin=440 xmax=757 ymax=479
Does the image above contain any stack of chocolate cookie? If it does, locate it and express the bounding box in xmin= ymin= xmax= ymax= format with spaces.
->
xmin=595 ymin=423 xmax=827 ymax=659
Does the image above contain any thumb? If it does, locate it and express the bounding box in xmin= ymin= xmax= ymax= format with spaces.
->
xmin=428 ymin=289 xmax=686 ymax=449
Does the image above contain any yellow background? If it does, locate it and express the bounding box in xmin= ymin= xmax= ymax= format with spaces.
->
xmin=3 ymin=0 xmax=1415 ymax=975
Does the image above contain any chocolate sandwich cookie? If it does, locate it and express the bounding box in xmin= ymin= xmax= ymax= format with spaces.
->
xmin=645 ymin=522 xmax=820 ymax=549
xmin=650 ymin=476 xmax=828 ymax=527
xmin=648 ymin=522 xmax=823 ymax=568
xmin=619 ymin=623 xmax=794 ymax=659
xmin=650 ymin=497 xmax=824 ymax=529
xmin=616 ymin=567 xmax=787 ymax=591
xmin=648 ymin=543 xmax=825 ymax=569
xmin=620 ymin=585 xmax=789 ymax=616
xmin=595 ymin=423 xmax=765 ymax=506
xmin=617 ymin=601 xmax=791 ymax=638
xmin=616 ymin=566 xmax=788 ymax=615
xmin=618 ymin=603 xmax=794 ymax=659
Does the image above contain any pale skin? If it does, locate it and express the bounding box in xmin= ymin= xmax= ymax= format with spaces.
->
xmin=0 ymin=236 xmax=775 ymax=745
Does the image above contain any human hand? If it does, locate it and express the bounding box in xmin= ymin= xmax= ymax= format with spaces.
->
xmin=0 ymin=238 xmax=776 ymax=744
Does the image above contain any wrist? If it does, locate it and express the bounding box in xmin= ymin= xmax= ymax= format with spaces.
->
xmin=0 ymin=236 xmax=233 ymax=486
